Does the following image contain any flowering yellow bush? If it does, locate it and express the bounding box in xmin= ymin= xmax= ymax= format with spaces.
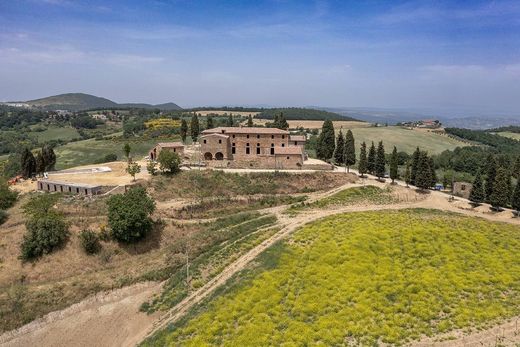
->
xmin=146 ymin=209 xmax=520 ymax=346
xmin=144 ymin=118 xmax=181 ymax=129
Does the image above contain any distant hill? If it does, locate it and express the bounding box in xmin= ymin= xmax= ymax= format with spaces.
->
xmin=21 ymin=93 xmax=182 ymax=111
xmin=257 ymin=108 xmax=358 ymax=121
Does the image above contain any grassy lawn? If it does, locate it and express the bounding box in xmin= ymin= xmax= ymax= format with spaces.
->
xmin=54 ymin=136 xmax=179 ymax=170
xmin=144 ymin=209 xmax=520 ymax=346
xmin=347 ymin=126 xmax=468 ymax=154
xmin=27 ymin=125 xmax=80 ymax=143
xmin=497 ymin=131 xmax=520 ymax=141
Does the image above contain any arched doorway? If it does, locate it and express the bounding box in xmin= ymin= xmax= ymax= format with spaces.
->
xmin=204 ymin=152 xmax=213 ymax=160
xmin=215 ymin=152 xmax=224 ymax=160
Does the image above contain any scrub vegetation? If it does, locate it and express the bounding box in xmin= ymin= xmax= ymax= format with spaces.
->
xmin=144 ymin=210 xmax=520 ymax=346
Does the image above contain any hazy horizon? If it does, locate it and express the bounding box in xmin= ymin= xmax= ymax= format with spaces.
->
xmin=1 ymin=0 xmax=520 ymax=114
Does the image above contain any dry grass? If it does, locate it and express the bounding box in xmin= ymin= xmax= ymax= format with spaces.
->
xmin=196 ymin=110 xmax=260 ymax=117
xmin=253 ymin=119 xmax=369 ymax=129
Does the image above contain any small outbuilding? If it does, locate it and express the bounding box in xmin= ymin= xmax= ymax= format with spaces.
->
xmin=37 ymin=180 xmax=102 ymax=195
xmin=453 ymin=181 xmax=473 ymax=199
xmin=149 ymin=142 xmax=184 ymax=161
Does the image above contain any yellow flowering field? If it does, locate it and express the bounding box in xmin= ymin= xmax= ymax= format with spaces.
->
xmin=144 ymin=118 xmax=181 ymax=129
xmin=144 ymin=209 xmax=520 ymax=346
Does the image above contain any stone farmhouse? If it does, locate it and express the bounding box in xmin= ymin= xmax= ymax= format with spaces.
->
xmin=199 ymin=127 xmax=307 ymax=169
xmin=149 ymin=142 xmax=184 ymax=160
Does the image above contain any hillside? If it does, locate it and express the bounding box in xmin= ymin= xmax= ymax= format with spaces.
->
xmin=22 ymin=93 xmax=182 ymax=111
xmin=257 ymin=108 xmax=357 ymax=121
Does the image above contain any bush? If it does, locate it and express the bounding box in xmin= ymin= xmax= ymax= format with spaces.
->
xmin=107 ymin=186 xmax=156 ymax=243
xmin=20 ymin=212 xmax=68 ymax=261
xmin=0 ymin=209 xmax=7 ymax=225
xmin=158 ymin=150 xmax=181 ymax=174
xmin=79 ymin=229 xmax=101 ymax=254
xmin=0 ymin=180 xmax=18 ymax=210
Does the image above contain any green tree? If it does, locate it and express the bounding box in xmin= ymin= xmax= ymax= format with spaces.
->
xmin=227 ymin=114 xmax=233 ymax=127
xmin=316 ymin=120 xmax=335 ymax=161
xmin=375 ymin=141 xmax=386 ymax=179
xmin=180 ymin=119 xmax=188 ymax=142
xmin=410 ymin=147 xmax=421 ymax=185
xmin=485 ymin=154 xmax=497 ymax=203
xmin=20 ymin=147 xmax=36 ymax=178
xmin=123 ymin=143 xmax=131 ymax=160
xmin=415 ymin=152 xmax=432 ymax=190
xmin=513 ymin=156 xmax=520 ymax=180
xmin=191 ymin=113 xmax=200 ymax=141
xmin=20 ymin=211 xmax=68 ymax=261
xmin=107 ymin=186 xmax=156 ymax=243
xmin=429 ymin=156 xmax=437 ymax=188
xmin=489 ymin=167 xmax=511 ymax=210
xmin=333 ymin=130 xmax=345 ymax=165
xmin=344 ymin=130 xmax=356 ymax=172
xmin=404 ymin=161 xmax=411 ymax=187
xmin=22 ymin=194 xmax=59 ymax=216
xmin=158 ymin=150 xmax=181 ymax=174
xmin=0 ymin=179 xmax=18 ymax=210
xmin=278 ymin=112 xmax=289 ymax=130
xmin=146 ymin=160 xmax=158 ymax=176
xmin=207 ymin=115 xmax=214 ymax=129
xmin=41 ymin=144 xmax=56 ymax=171
xmin=247 ymin=115 xmax=253 ymax=127
xmin=358 ymin=142 xmax=367 ymax=177
xmin=367 ymin=142 xmax=376 ymax=174
xmin=35 ymin=151 xmax=45 ymax=175
xmin=469 ymin=170 xmax=485 ymax=205
xmin=512 ymin=181 xmax=520 ymax=214
xmin=126 ymin=162 xmax=141 ymax=181
xmin=389 ymin=146 xmax=398 ymax=183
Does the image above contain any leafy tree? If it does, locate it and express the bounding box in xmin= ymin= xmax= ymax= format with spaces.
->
xmin=2 ymin=152 xmax=22 ymax=178
xmin=415 ymin=152 xmax=432 ymax=190
xmin=180 ymin=119 xmax=188 ymax=142
xmin=333 ymin=130 xmax=345 ymax=165
xmin=41 ymin=144 xmax=56 ymax=171
xmin=513 ymin=156 xmax=520 ymax=180
xmin=512 ymin=181 xmax=520 ymax=214
xmin=316 ymin=120 xmax=335 ymax=161
xmin=389 ymin=146 xmax=398 ymax=183
xmin=0 ymin=179 xmax=18 ymax=210
xmin=20 ymin=211 xmax=68 ymax=261
xmin=247 ymin=115 xmax=253 ymax=127
xmin=107 ymin=186 xmax=156 ymax=243
xmin=79 ymin=229 xmax=101 ymax=254
xmin=227 ymin=114 xmax=233 ymax=127
xmin=375 ymin=141 xmax=386 ymax=179
xmin=485 ymin=154 xmax=497 ymax=203
xmin=344 ymin=130 xmax=356 ymax=172
xmin=123 ymin=143 xmax=131 ymax=160
xmin=207 ymin=115 xmax=214 ymax=129
xmin=126 ymin=162 xmax=141 ymax=181
xmin=358 ymin=142 xmax=367 ymax=177
xmin=102 ymin=153 xmax=117 ymax=162
xmin=367 ymin=142 xmax=376 ymax=174
xmin=410 ymin=147 xmax=420 ymax=185
xmin=158 ymin=150 xmax=181 ymax=174
xmin=35 ymin=151 xmax=45 ymax=175
xmin=147 ymin=160 xmax=158 ymax=175
xmin=22 ymin=194 xmax=59 ymax=216
xmin=469 ymin=170 xmax=485 ymax=205
xmin=20 ymin=147 xmax=36 ymax=178
xmin=489 ymin=167 xmax=511 ymax=210
xmin=191 ymin=113 xmax=200 ymax=141
xmin=404 ymin=161 xmax=411 ymax=187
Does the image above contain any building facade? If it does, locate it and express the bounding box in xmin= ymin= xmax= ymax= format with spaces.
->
xmin=37 ymin=180 xmax=102 ymax=195
xmin=200 ymin=127 xmax=306 ymax=169
xmin=453 ymin=181 xmax=473 ymax=199
xmin=149 ymin=142 xmax=185 ymax=160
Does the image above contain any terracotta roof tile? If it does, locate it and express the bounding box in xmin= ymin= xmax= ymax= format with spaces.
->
xmin=157 ymin=142 xmax=184 ymax=148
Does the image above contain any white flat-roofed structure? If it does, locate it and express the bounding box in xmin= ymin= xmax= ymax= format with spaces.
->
xmin=37 ymin=180 xmax=102 ymax=195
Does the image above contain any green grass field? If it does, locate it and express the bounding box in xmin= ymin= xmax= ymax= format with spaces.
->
xmin=144 ymin=210 xmax=520 ymax=346
xmin=54 ymin=136 xmax=180 ymax=169
xmin=496 ymin=132 xmax=520 ymax=141
xmin=28 ymin=125 xmax=81 ymax=143
xmin=346 ymin=126 xmax=468 ymax=154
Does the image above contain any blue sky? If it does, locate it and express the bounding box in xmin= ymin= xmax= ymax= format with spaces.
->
xmin=1 ymin=0 xmax=519 ymax=113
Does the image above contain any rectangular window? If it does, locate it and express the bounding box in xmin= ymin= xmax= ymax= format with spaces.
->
xmin=232 ymin=146 xmax=236 ymax=154
xmin=271 ymin=135 xmax=274 ymax=139
xmin=247 ymin=135 xmax=250 ymax=138
xmin=282 ymin=143 xmax=285 ymax=147
xmin=203 ymin=139 xmax=207 ymax=144
xmin=246 ymin=147 xmax=250 ymax=154
xmin=219 ymin=139 xmax=222 ymax=144
xmin=294 ymin=141 xmax=297 ymax=145
xmin=257 ymin=135 xmax=260 ymax=139
xmin=270 ymin=147 xmax=275 ymax=155
xmin=85 ymin=189 xmax=88 ymax=195
xmin=256 ymin=147 xmax=261 ymax=154
xmin=282 ymin=135 xmax=285 ymax=139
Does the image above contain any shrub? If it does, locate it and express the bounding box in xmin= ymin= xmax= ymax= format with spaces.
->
xmin=107 ymin=186 xmax=156 ymax=243
xmin=0 ymin=209 xmax=7 ymax=225
xmin=20 ymin=211 xmax=68 ymax=261
xmin=0 ymin=180 xmax=18 ymax=210
xmin=79 ymin=229 xmax=101 ymax=254
xmin=158 ymin=150 xmax=181 ymax=174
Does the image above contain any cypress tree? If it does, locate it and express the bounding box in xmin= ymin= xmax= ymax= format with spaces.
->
xmin=207 ymin=115 xmax=214 ymax=129
xmin=190 ymin=113 xmax=200 ymax=142
xmin=227 ymin=114 xmax=233 ymax=127
xmin=485 ymin=154 xmax=497 ymax=203
xmin=333 ymin=130 xmax=345 ymax=165
xmin=358 ymin=142 xmax=367 ymax=177
xmin=512 ymin=181 xmax=520 ymax=214
xmin=410 ymin=147 xmax=421 ymax=185
xmin=513 ymin=156 xmax=520 ymax=180
xmin=180 ymin=119 xmax=188 ymax=142
xmin=367 ymin=142 xmax=376 ymax=174
xmin=469 ymin=170 xmax=485 ymax=205
xmin=489 ymin=167 xmax=511 ymax=210
xmin=415 ymin=152 xmax=432 ymax=190
xmin=20 ymin=147 xmax=36 ymax=178
xmin=316 ymin=120 xmax=335 ymax=161
xmin=389 ymin=146 xmax=398 ymax=183
xmin=344 ymin=130 xmax=356 ymax=172
xmin=375 ymin=141 xmax=386 ymax=179
xmin=429 ymin=156 xmax=437 ymax=188
xmin=247 ymin=115 xmax=253 ymax=127
xmin=278 ymin=112 xmax=289 ymax=130
xmin=35 ymin=151 xmax=45 ymax=175
xmin=404 ymin=161 xmax=411 ymax=187
xmin=273 ymin=113 xmax=280 ymax=128
xmin=42 ymin=144 xmax=56 ymax=171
